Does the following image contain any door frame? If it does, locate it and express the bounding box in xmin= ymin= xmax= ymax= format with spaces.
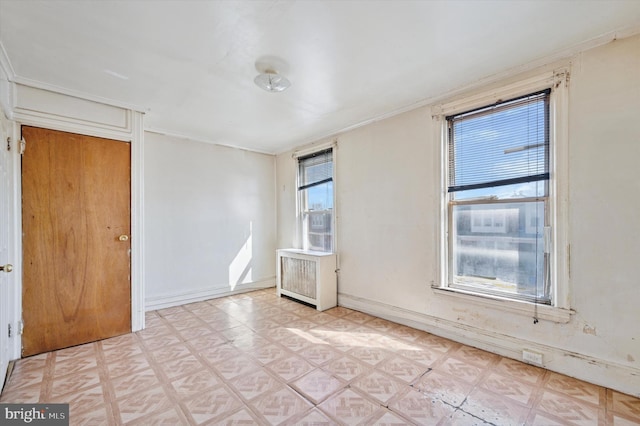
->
xmin=0 ymin=112 xmax=14 ymax=388
xmin=6 ymin=107 xmax=145 ymax=361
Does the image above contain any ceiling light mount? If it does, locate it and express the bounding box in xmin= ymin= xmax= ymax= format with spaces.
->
xmin=254 ymin=69 xmax=291 ymax=93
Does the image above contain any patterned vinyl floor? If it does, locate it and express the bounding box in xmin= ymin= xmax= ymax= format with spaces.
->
xmin=1 ymin=288 xmax=638 ymax=425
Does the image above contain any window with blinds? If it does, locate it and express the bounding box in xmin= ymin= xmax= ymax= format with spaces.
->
xmin=298 ymin=149 xmax=333 ymax=252
xmin=448 ymin=90 xmax=550 ymax=199
xmin=446 ymin=90 xmax=551 ymax=303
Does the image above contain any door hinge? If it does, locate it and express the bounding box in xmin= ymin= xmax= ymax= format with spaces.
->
xmin=8 ymin=323 xmax=11 ymax=338
xmin=6 ymin=137 xmax=10 ymax=152
xmin=19 ymin=137 xmax=26 ymax=155
xmin=18 ymin=320 xmax=24 ymax=335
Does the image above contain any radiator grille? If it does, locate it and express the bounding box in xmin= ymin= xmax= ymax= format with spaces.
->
xmin=280 ymin=256 xmax=316 ymax=299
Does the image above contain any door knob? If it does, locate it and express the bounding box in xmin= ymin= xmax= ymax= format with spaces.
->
xmin=0 ymin=264 xmax=13 ymax=273
xmin=118 ymin=235 xmax=129 ymax=242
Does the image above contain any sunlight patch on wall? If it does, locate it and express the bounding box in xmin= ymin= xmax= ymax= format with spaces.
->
xmin=229 ymin=222 xmax=253 ymax=290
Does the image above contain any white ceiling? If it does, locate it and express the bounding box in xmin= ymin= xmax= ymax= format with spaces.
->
xmin=1 ymin=1 xmax=639 ymax=154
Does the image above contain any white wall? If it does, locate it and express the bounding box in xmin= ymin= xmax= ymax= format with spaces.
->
xmin=144 ymin=132 xmax=276 ymax=309
xmin=276 ymin=34 xmax=640 ymax=396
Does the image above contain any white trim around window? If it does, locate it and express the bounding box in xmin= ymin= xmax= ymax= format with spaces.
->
xmin=293 ymin=141 xmax=338 ymax=254
xmin=431 ymin=69 xmax=573 ymax=323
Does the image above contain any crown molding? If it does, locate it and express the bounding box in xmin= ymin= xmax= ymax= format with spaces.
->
xmin=11 ymin=75 xmax=147 ymax=113
xmin=144 ymin=127 xmax=276 ymax=156
xmin=0 ymin=42 xmax=16 ymax=81
xmin=1 ymin=40 xmax=146 ymax=115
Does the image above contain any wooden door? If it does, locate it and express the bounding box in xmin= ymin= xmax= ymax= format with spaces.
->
xmin=21 ymin=126 xmax=131 ymax=357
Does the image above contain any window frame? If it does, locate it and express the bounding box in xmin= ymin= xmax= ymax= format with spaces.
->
xmin=432 ymin=70 xmax=572 ymax=323
xmin=295 ymin=145 xmax=336 ymax=253
xmin=446 ymin=90 xmax=551 ymax=304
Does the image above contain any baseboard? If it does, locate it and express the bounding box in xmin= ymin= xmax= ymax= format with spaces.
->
xmin=338 ymin=292 xmax=640 ymax=397
xmin=145 ymin=278 xmax=275 ymax=311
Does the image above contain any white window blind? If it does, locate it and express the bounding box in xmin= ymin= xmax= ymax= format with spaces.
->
xmin=298 ymin=149 xmax=333 ymax=191
xmin=447 ymin=90 xmax=550 ymax=195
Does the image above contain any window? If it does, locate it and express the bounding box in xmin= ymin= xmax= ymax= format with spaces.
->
xmin=298 ymin=148 xmax=333 ymax=252
xmin=446 ymin=90 xmax=551 ymax=303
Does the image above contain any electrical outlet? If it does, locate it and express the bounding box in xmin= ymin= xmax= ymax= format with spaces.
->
xmin=522 ymin=350 xmax=543 ymax=365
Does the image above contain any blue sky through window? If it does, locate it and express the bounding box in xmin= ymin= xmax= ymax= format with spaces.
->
xmin=307 ymin=181 xmax=333 ymax=210
xmin=302 ymin=161 xmax=333 ymax=210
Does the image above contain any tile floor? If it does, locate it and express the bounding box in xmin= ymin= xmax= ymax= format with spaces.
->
xmin=1 ymin=288 xmax=639 ymax=425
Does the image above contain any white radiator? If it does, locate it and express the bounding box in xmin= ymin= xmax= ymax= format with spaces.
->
xmin=276 ymin=249 xmax=337 ymax=311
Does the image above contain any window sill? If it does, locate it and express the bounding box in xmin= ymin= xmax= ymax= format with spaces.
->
xmin=432 ymin=286 xmax=574 ymax=323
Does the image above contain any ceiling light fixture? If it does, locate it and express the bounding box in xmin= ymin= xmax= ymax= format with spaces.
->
xmin=254 ymin=70 xmax=291 ymax=93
